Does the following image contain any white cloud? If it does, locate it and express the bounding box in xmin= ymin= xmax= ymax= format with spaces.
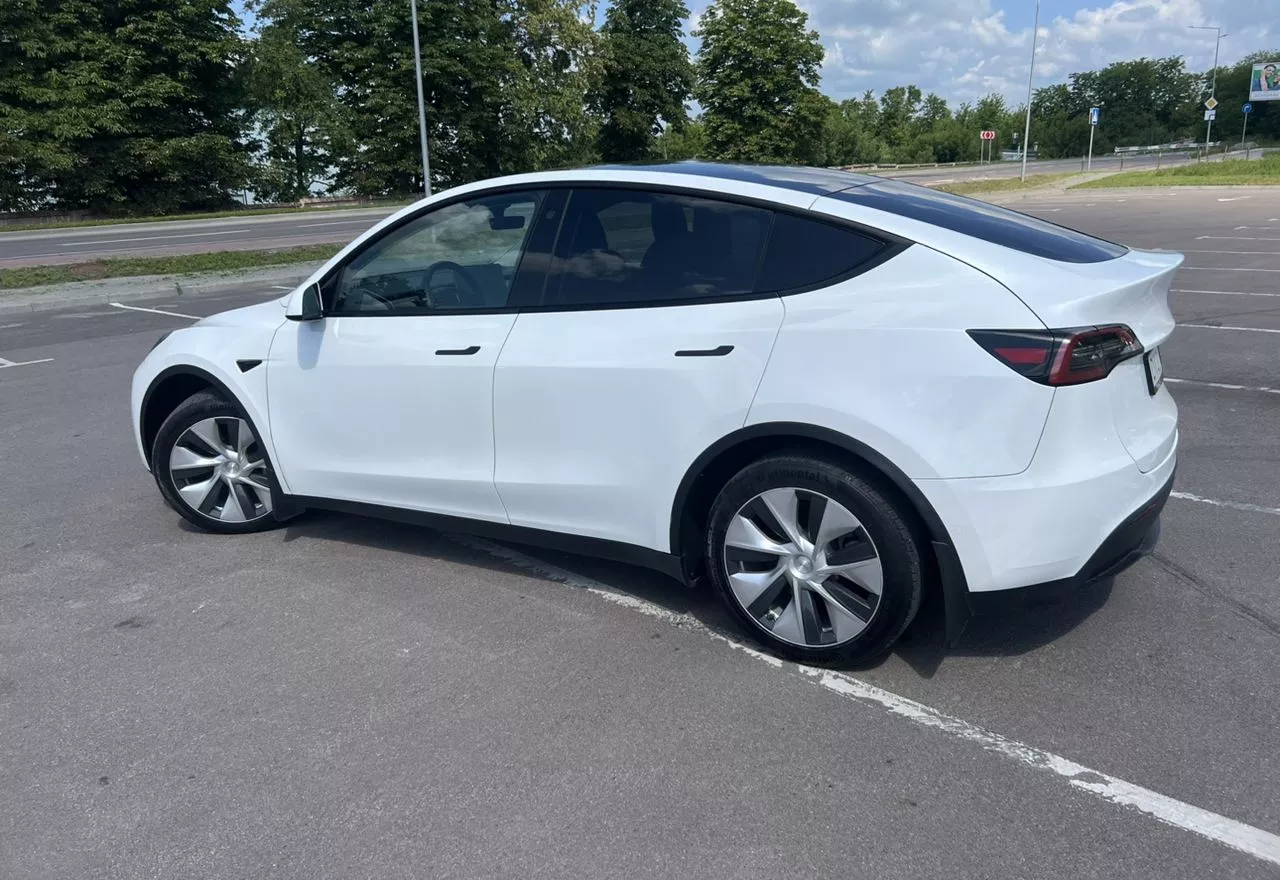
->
xmin=684 ymin=0 xmax=1279 ymax=106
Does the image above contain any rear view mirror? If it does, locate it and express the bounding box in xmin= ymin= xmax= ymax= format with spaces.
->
xmin=489 ymin=214 xmax=526 ymax=231
xmin=286 ymin=283 xmax=324 ymax=322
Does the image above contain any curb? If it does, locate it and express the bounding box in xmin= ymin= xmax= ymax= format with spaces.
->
xmin=0 ymin=262 xmax=325 ymax=316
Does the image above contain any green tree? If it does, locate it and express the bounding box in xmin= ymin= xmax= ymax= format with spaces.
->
xmin=694 ymin=0 xmax=827 ymax=163
xmin=1068 ymin=57 xmax=1199 ymax=149
xmin=592 ymin=0 xmax=693 ymax=162
xmin=820 ymin=96 xmax=888 ymax=166
xmin=507 ymin=0 xmax=604 ymax=171
xmin=0 ymin=0 xmax=252 ymax=215
xmin=245 ymin=18 xmax=350 ymax=202
xmin=876 ymin=85 xmax=922 ymax=149
xmin=654 ymin=118 xmax=707 ymax=160
xmin=261 ymin=0 xmax=523 ymax=195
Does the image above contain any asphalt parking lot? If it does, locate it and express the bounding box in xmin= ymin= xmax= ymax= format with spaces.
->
xmin=2 ymin=187 xmax=1278 ymax=878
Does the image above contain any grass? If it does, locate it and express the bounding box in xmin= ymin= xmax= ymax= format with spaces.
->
xmin=0 ymin=200 xmax=413 ymax=234
xmin=1073 ymin=153 xmax=1280 ymax=188
xmin=0 ymin=243 xmax=343 ymax=291
xmin=933 ymin=172 xmax=1079 ymax=195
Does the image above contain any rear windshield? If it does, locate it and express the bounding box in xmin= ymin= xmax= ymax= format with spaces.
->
xmin=832 ymin=180 xmax=1128 ymax=264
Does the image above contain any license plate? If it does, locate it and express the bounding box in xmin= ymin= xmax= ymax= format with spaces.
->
xmin=1144 ymin=346 xmax=1164 ymax=395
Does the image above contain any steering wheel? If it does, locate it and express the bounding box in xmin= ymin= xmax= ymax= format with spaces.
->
xmin=422 ymin=261 xmax=486 ymax=309
xmin=343 ymin=280 xmax=394 ymax=311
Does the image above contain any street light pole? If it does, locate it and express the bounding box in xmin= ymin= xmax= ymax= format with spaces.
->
xmin=1020 ymin=0 xmax=1041 ymax=182
xmin=410 ymin=0 xmax=432 ymax=197
xmin=1189 ymin=25 xmax=1227 ymax=158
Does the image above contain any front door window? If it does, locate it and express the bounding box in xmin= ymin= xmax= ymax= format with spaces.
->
xmin=329 ymin=191 xmax=546 ymax=315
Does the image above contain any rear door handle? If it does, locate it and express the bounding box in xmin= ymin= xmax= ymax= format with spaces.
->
xmin=436 ymin=345 xmax=481 ymax=356
xmin=675 ymin=345 xmax=734 ymax=357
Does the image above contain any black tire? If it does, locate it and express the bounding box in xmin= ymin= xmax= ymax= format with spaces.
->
xmin=705 ymin=454 xmax=923 ymax=665
xmin=152 ymin=392 xmax=283 ymax=534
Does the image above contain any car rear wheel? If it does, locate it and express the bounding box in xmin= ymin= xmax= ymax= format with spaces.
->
xmin=152 ymin=392 xmax=282 ymax=534
xmin=706 ymin=455 xmax=923 ymax=665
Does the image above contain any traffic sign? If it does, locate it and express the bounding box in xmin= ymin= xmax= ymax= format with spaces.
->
xmin=1204 ymin=96 xmax=1219 ymax=110
xmin=979 ymin=130 xmax=996 ymax=140
xmin=1243 ymin=102 xmax=1254 ymax=114
xmin=1204 ymin=109 xmax=1217 ymax=121
xmin=1089 ymin=107 xmax=1100 ymax=125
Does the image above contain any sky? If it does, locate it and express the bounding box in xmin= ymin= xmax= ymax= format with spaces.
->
xmin=232 ymin=0 xmax=1279 ymax=107
xmin=786 ymin=0 xmax=1278 ymax=106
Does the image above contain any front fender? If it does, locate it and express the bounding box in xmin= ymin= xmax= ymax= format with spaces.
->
xmin=131 ymin=324 xmax=285 ymax=488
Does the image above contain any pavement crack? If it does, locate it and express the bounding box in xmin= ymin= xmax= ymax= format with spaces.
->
xmin=1149 ymin=551 xmax=1280 ymax=640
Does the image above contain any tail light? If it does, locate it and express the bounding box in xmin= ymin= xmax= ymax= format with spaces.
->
xmin=968 ymin=325 xmax=1143 ymax=386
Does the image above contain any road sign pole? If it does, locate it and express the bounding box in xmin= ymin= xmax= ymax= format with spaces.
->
xmin=1087 ymin=124 xmax=1095 ymax=171
xmin=1242 ymin=112 xmax=1249 ymax=157
xmin=1019 ymin=0 xmax=1040 ymax=182
xmin=1205 ymin=29 xmax=1221 ymax=155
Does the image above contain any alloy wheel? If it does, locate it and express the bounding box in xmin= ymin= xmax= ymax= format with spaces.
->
xmin=722 ymin=487 xmax=883 ymax=648
xmin=168 ymin=417 xmax=273 ymax=523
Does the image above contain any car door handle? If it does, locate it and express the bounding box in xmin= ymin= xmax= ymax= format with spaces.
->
xmin=674 ymin=345 xmax=734 ymax=357
xmin=435 ymin=345 xmax=481 ymax=356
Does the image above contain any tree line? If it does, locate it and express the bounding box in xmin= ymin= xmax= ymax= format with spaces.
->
xmin=1 ymin=0 xmax=1276 ymax=216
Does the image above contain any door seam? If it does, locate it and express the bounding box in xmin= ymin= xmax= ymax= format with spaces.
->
xmin=742 ymin=296 xmax=787 ymax=428
xmin=489 ymin=314 xmax=522 ymax=522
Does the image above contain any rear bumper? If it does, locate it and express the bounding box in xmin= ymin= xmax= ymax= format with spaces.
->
xmin=914 ymin=426 xmax=1177 ymax=594
xmin=1071 ymin=473 xmax=1170 ymax=586
xmin=972 ymin=470 xmax=1172 ymax=605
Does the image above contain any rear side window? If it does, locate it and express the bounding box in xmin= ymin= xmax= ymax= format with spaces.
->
xmin=756 ymin=213 xmax=889 ymax=292
xmin=833 ymin=180 xmax=1128 ymax=263
xmin=543 ymin=188 xmax=772 ymax=307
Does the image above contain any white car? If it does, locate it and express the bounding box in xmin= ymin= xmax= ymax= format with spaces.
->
xmin=132 ymin=163 xmax=1180 ymax=664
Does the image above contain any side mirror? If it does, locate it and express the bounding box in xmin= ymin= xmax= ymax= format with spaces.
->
xmin=286 ymin=283 xmax=324 ymax=322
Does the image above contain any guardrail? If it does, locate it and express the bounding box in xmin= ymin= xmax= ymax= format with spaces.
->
xmin=837 ymin=159 xmax=1013 ymax=172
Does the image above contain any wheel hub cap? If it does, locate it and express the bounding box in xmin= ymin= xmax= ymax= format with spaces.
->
xmin=789 ymin=555 xmax=815 ymax=578
xmin=722 ymin=487 xmax=883 ymax=649
xmin=168 ymin=417 xmax=273 ymax=523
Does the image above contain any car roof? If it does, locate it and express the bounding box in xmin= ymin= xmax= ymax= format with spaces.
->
xmin=589 ymin=161 xmax=881 ymax=195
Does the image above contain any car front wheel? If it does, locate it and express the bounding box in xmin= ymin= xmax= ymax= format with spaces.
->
xmin=706 ymin=455 xmax=924 ymax=665
xmin=152 ymin=392 xmax=282 ymax=534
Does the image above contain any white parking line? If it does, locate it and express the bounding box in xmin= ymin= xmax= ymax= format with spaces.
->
xmin=1166 ymin=378 xmax=1280 ymax=396
xmin=1196 ymin=236 xmax=1280 ymax=242
xmin=0 ymin=322 xmax=26 ymax=330
xmin=0 ymin=356 xmax=53 ymax=369
xmin=452 ymin=535 xmax=1280 ymax=869
xmin=1172 ymin=492 xmax=1280 ymax=518
xmin=269 ymin=285 xmax=295 ymax=291
xmin=108 ymin=302 xmax=199 ymax=320
xmin=61 ymin=229 xmax=242 ymax=247
xmin=1181 ymin=323 xmax=1280 ymax=335
xmin=1172 ymin=288 xmax=1280 ymax=298
xmin=1181 ymin=267 xmax=1280 ymax=273
xmin=1180 ymin=249 xmax=1280 ymax=255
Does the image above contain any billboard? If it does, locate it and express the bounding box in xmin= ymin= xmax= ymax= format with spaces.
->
xmin=1251 ymin=62 xmax=1280 ymax=101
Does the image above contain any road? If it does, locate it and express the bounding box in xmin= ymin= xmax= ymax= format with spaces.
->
xmin=2 ymin=189 xmax=1279 ymax=878
xmin=0 ymin=207 xmax=400 ymax=269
